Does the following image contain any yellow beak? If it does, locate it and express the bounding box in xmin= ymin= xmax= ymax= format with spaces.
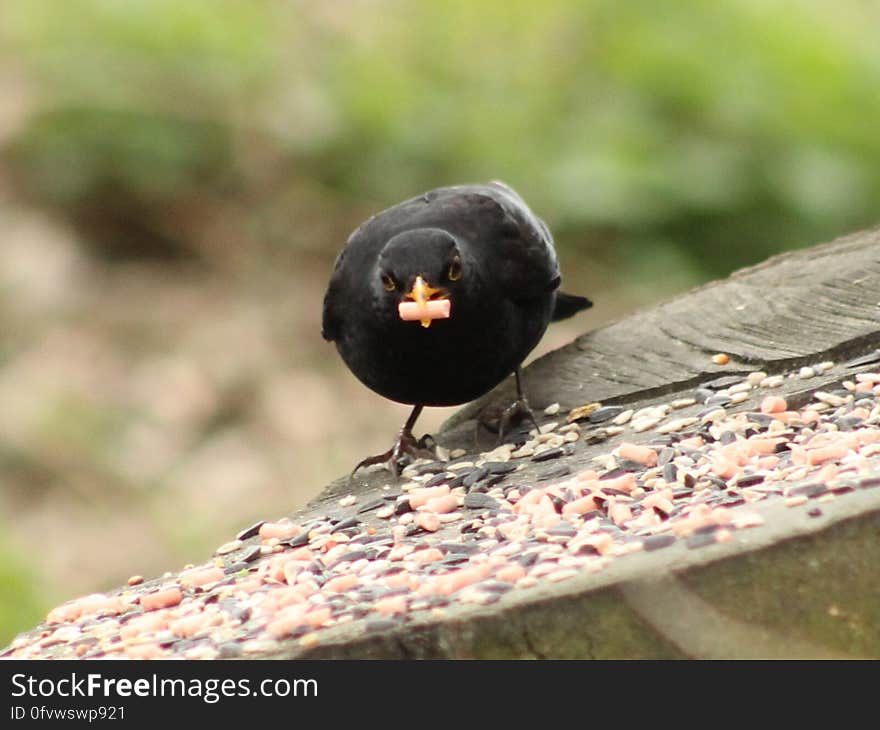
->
xmin=407 ymin=275 xmax=445 ymax=328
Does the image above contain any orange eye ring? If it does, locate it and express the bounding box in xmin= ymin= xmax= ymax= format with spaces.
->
xmin=447 ymin=256 xmax=462 ymax=282
xmin=381 ymin=273 xmax=396 ymax=292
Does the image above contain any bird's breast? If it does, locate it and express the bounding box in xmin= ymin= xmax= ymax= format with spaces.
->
xmin=335 ymin=294 xmax=553 ymax=406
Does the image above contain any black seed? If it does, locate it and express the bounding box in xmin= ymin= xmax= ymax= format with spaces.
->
xmin=235 ymin=521 xmax=265 ymax=541
xmin=280 ymin=532 xmax=310 ymax=549
xmin=514 ymin=552 xmax=540 ymax=567
xmin=223 ymin=561 xmax=249 ymax=574
xmin=357 ymin=498 xmax=387 ymax=514
xmin=662 ymin=462 xmax=678 ymax=483
xmin=481 ymin=581 xmax=515 ymax=593
xmin=683 ymin=472 xmax=697 ymax=488
xmin=366 ymin=619 xmax=400 ymax=632
xmin=686 ymin=532 xmax=718 ymax=549
xmin=405 ymin=524 xmax=423 ymax=537
xmin=694 ymin=388 xmax=715 ymax=403
xmin=734 ymin=473 xmax=765 ymax=488
xmin=414 ymin=461 xmax=450 ymax=475
xmin=423 ymin=472 xmax=453 ymax=488
xmin=543 ymin=494 xmax=564 ymax=513
xmin=705 ymin=475 xmax=729 ymax=489
xmin=615 ymin=458 xmax=646 ymax=472
xmin=652 ymin=506 xmax=670 ymax=520
xmin=588 ymin=405 xmax=624 ymax=423
xmin=461 ymin=469 xmax=487 ymax=490
xmin=807 ymin=508 xmax=823 ymax=517
xmin=601 ymin=487 xmax=631 ymax=497
xmin=532 ymin=447 xmax=565 ymax=462
xmin=830 ymin=482 xmax=855 ymax=495
xmin=706 ymin=394 xmax=732 ymax=407
xmin=584 ymin=429 xmax=609 ymax=445
xmin=790 ymin=482 xmax=828 ymax=498
xmin=331 ymin=549 xmax=369 ymax=567
xmin=658 ymin=447 xmax=675 ymax=466
xmin=395 ymin=497 xmax=414 ymax=515
xmin=445 ymin=474 xmax=465 ymax=489
xmin=857 ymin=476 xmax=880 ymax=489
xmin=485 ymin=461 xmax=518 ymax=475
xmin=241 ymin=545 xmax=262 ymax=563
xmin=334 ymin=516 xmax=361 ymax=531
xmin=643 ymin=534 xmax=676 ymax=551
xmin=745 ymin=412 xmax=775 ymax=426
xmin=835 ymin=416 xmax=862 ymax=432
xmin=478 ymin=473 xmax=507 ymax=491
xmin=722 ymin=496 xmax=746 ymax=507
xmin=464 ymin=492 xmax=500 ymax=511
xmin=437 ymin=541 xmax=479 ymax=554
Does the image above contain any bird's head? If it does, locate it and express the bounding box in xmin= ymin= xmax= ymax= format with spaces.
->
xmin=376 ymin=228 xmax=464 ymax=328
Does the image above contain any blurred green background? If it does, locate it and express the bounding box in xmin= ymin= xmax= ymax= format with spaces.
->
xmin=2 ymin=0 xmax=880 ymax=645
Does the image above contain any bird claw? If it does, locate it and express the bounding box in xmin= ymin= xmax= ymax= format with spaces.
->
xmin=496 ymin=397 xmax=539 ymax=444
xmin=349 ymin=429 xmax=435 ymax=482
xmin=475 ymin=397 xmax=540 ymax=445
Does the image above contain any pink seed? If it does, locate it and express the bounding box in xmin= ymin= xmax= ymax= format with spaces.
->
xmin=423 ymin=494 xmax=459 ymax=514
xmin=266 ymin=606 xmax=306 ymax=638
xmin=414 ymin=512 xmax=441 ymax=532
xmin=179 ymin=566 xmax=225 ymax=588
xmin=598 ymin=473 xmax=637 ymax=494
xmin=140 ymin=587 xmax=183 ymax=612
xmin=170 ymin=611 xmax=222 ymax=638
xmin=259 ymin=522 xmax=302 ymax=540
xmin=323 ymin=574 xmax=359 ymax=593
xmin=124 ymin=643 xmax=165 ymax=659
xmin=807 ymin=443 xmax=851 ymax=465
xmin=618 ymin=442 xmax=657 ymax=467
xmin=120 ymin=611 xmax=170 ymax=639
xmin=562 ymin=494 xmax=602 ymax=516
xmin=374 ymin=595 xmax=408 ymax=616
xmin=747 ymin=437 xmax=783 ymax=455
xmin=608 ymin=501 xmax=632 ymax=526
xmin=398 ymin=299 xmax=451 ymax=322
xmin=760 ymin=396 xmax=787 ymax=414
xmin=410 ymin=547 xmax=444 ymax=564
xmin=408 ymin=485 xmax=450 ymax=508
xmin=495 ymin=564 xmax=526 ymax=583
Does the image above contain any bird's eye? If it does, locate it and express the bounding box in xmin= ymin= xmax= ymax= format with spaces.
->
xmin=447 ymin=256 xmax=463 ymax=282
xmin=381 ymin=273 xmax=396 ymax=292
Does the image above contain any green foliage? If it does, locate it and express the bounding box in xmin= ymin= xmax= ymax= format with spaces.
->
xmin=4 ymin=0 xmax=880 ymax=273
xmin=0 ymin=539 xmax=48 ymax=646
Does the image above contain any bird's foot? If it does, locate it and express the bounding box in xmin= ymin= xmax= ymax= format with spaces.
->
xmin=476 ymin=397 xmax=540 ymax=445
xmin=349 ymin=429 xmax=435 ymax=482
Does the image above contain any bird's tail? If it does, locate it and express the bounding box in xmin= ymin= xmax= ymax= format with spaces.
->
xmin=552 ymin=291 xmax=592 ymax=321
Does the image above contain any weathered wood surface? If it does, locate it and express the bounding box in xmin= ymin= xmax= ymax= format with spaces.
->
xmin=6 ymin=226 xmax=880 ymax=660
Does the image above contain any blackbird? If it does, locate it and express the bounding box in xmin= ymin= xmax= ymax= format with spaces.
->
xmin=322 ymin=181 xmax=592 ymax=477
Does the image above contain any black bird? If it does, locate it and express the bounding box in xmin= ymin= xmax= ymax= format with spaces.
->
xmin=322 ymin=181 xmax=591 ymax=476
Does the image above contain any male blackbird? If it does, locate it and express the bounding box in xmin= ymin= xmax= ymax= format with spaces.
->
xmin=322 ymin=181 xmax=591 ymax=476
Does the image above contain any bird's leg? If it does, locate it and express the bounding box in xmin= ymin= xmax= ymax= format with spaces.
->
xmin=475 ymin=368 xmax=540 ymax=445
xmin=496 ymin=367 xmax=539 ymax=443
xmin=349 ymin=405 xmax=433 ymax=481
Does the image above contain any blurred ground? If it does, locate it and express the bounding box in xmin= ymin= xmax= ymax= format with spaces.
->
xmin=2 ymin=0 xmax=880 ymax=643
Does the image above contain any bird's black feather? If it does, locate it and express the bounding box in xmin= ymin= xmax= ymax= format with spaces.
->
xmin=322 ymin=182 xmax=590 ymax=408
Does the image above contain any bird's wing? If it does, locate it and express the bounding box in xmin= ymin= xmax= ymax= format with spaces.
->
xmin=428 ymin=183 xmax=562 ymax=302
